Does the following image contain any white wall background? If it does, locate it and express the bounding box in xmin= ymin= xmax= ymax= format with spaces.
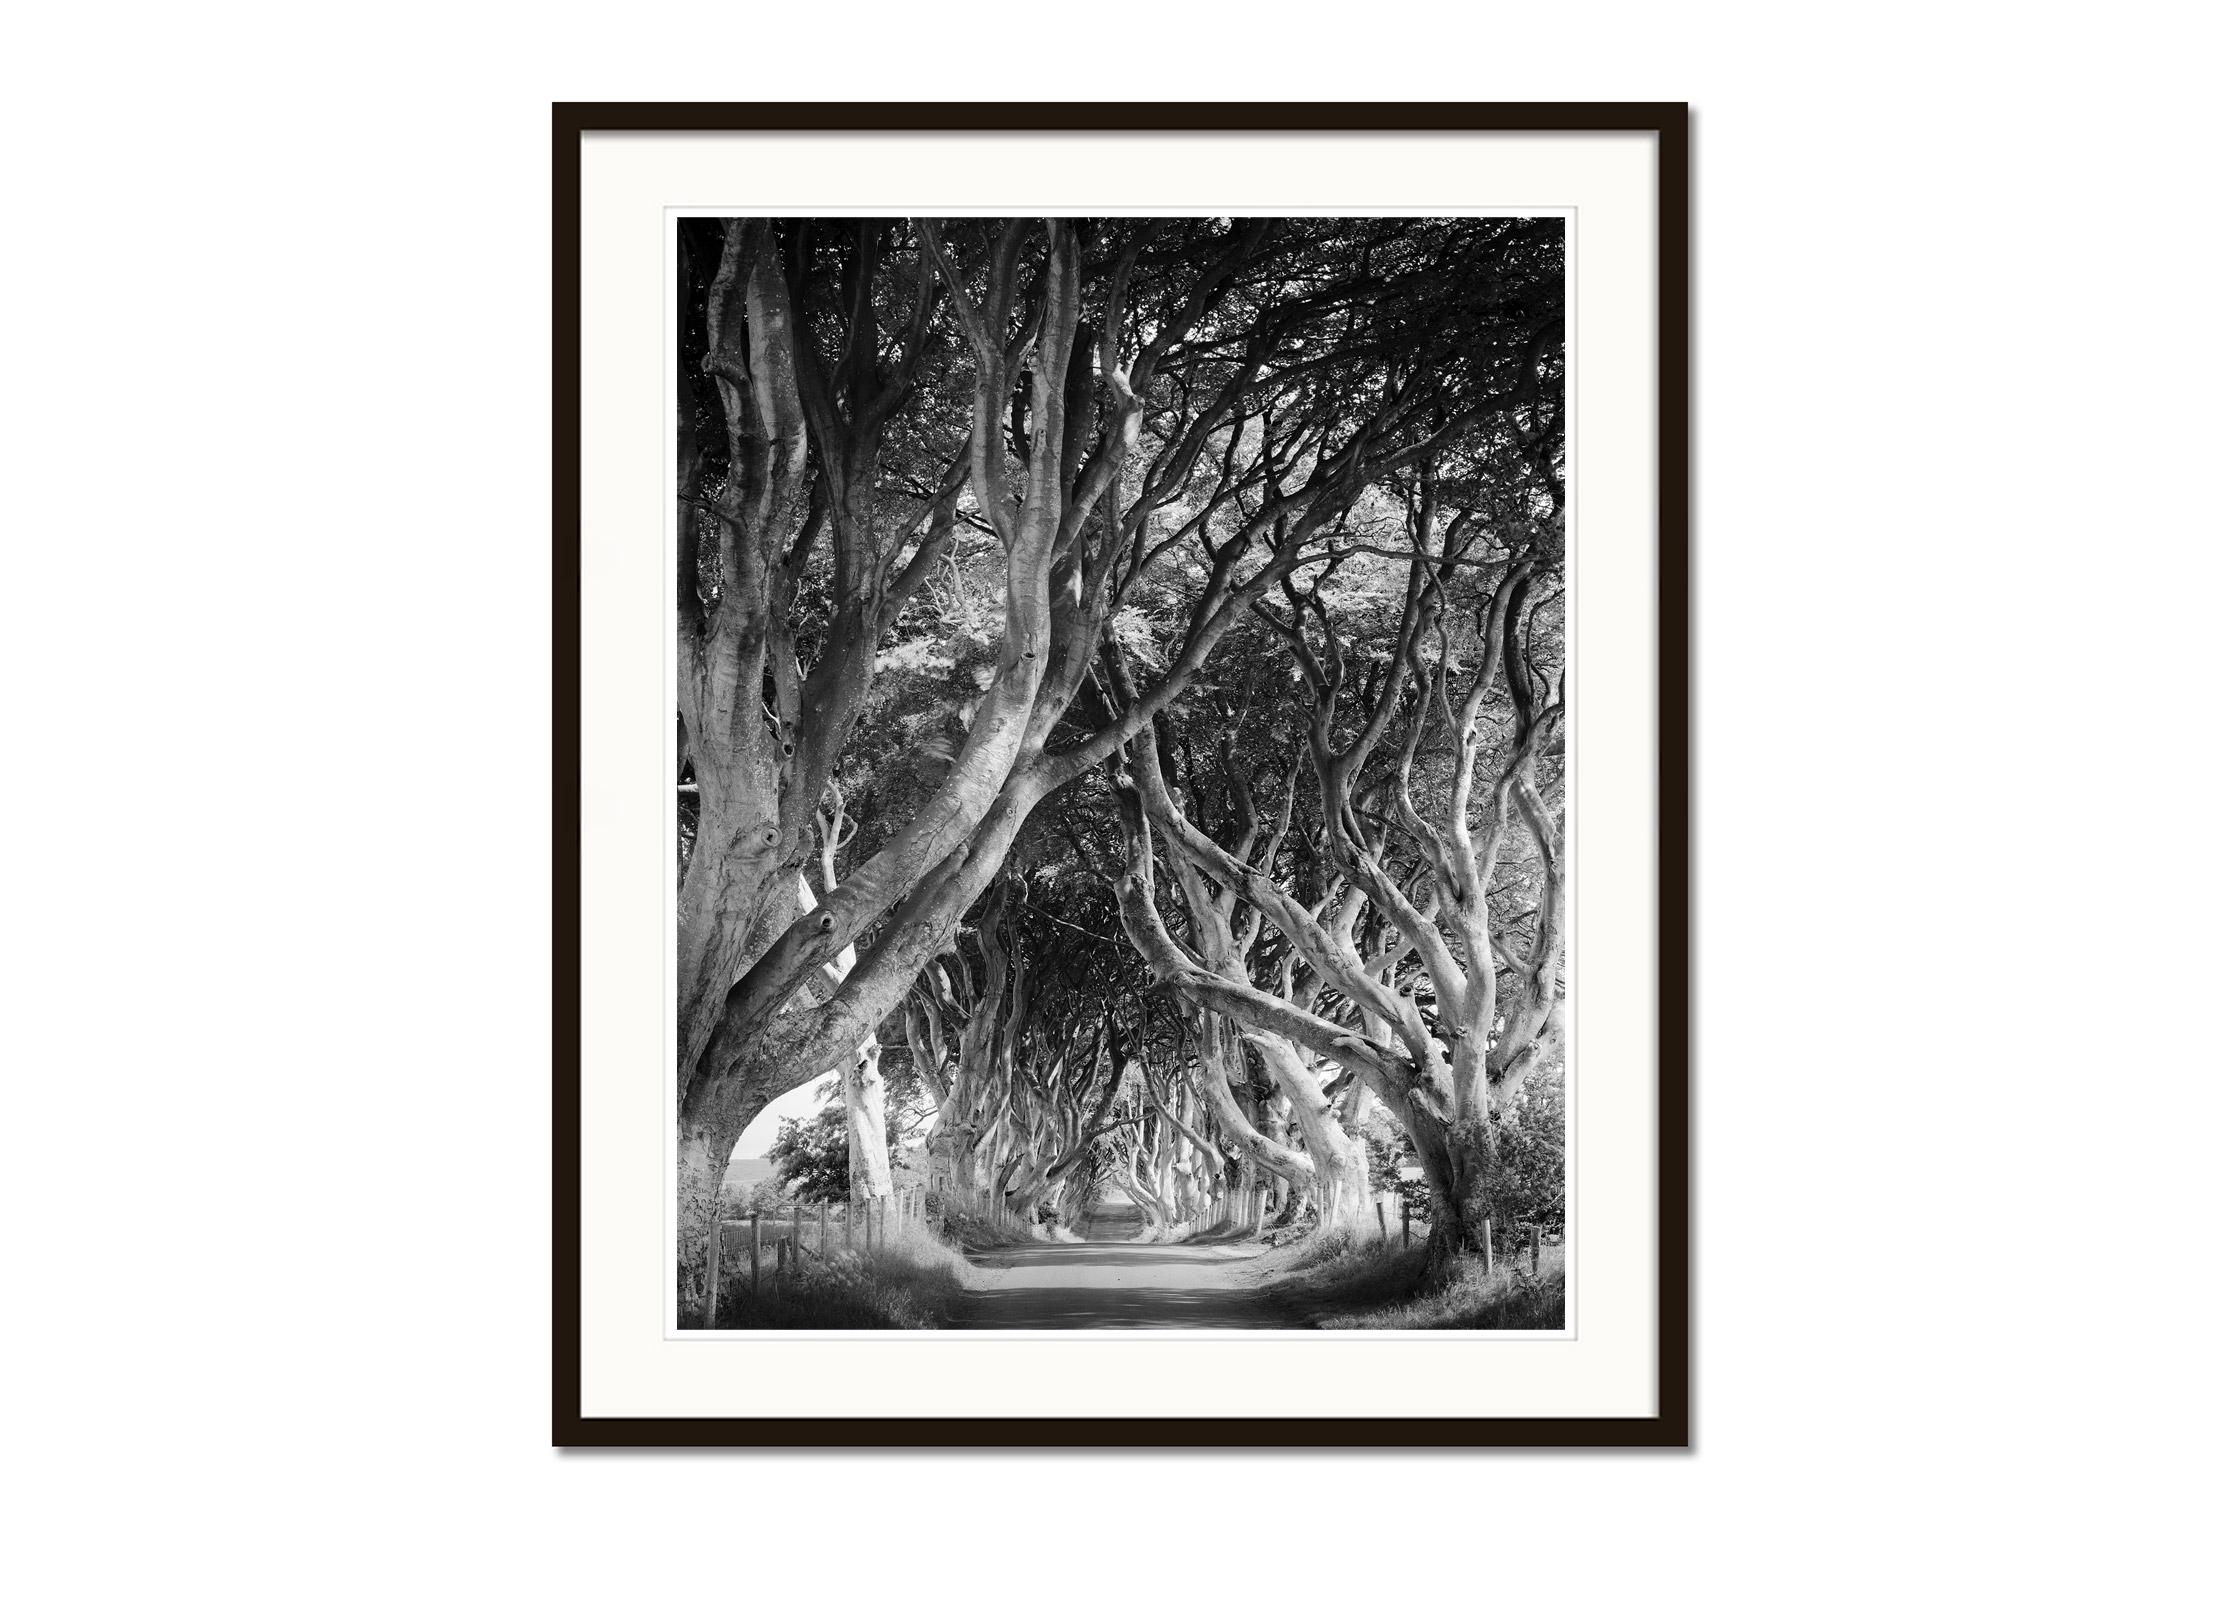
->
xmin=4 ymin=5 xmax=2233 ymax=1595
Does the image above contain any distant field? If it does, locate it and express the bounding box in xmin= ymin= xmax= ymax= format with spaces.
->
xmin=724 ymin=1158 xmax=776 ymax=1187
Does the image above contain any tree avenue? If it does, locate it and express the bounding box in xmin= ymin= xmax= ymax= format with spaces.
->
xmin=677 ymin=215 xmax=1565 ymax=1320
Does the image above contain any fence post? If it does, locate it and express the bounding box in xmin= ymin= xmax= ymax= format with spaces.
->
xmin=820 ymin=1201 xmax=830 ymax=1260
xmin=790 ymin=1203 xmax=802 ymax=1276
xmin=1401 ymin=1197 xmax=1411 ymax=1247
xmin=704 ymin=1215 xmax=722 ymax=1329
xmin=750 ymin=1212 xmax=762 ymax=1295
xmin=1375 ymin=1198 xmax=1388 ymax=1244
xmin=1480 ymin=1218 xmax=1494 ymax=1278
xmin=1530 ymin=1222 xmax=1541 ymax=1275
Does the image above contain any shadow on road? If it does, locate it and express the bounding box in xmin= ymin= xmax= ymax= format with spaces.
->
xmin=949 ymin=1202 xmax=1304 ymax=1330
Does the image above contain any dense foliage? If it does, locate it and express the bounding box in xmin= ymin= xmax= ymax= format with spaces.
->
xmin=769 ymin=1100 xmax=904 ymax=1204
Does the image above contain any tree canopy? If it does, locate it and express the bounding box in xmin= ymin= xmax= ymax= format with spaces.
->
xmin=675 ymin=215 xmax=1565 ymax=1317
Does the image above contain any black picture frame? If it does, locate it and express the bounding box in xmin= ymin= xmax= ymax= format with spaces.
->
xmin=553 ymin=101 xmax=1690 ymax=1448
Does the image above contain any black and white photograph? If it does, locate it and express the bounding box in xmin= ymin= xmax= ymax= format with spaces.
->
xmin=673 ymin=214 xmax=1571 ymax=1333
xmin=17 ymin=13 xmax=2240 ymax=1594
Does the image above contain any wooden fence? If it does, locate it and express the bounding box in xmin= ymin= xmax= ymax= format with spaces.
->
xmin=705 ymin=1192 xmax=929 ymax=1327
xmin=1374 ymin=1194 xmax=1550 ymax=1279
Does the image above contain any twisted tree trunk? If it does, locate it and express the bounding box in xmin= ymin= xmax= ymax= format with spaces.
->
xmin=841 ymin=1036 xmax=892 ymax=1202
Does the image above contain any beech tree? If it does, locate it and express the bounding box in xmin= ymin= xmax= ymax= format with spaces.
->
xmin=1106 ymin=703 xmax=1374 ymax=1229
xmin=675 ymin=215 xmax=1561 ymax=1314
xmin=901 ymin=861 xmax=1270 ymax=1236
xmin=1107 ymin=454 xmax=1567 ymax=1248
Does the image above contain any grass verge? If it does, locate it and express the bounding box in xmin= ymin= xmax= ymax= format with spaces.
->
xmin=938 ymin=1211 xmax=1049 ymax=1254
xmin=705 ymin=1217 xmax=975 ymax=1330
xmin=1318 ymin=1263 xmax=1565 ymax=1330
xmin=1255 ymin=1226 xmax=1567 ymax=1330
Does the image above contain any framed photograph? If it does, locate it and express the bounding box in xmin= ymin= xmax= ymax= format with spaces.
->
xmin=555 ymin=102 xmax=1689 ymax=1446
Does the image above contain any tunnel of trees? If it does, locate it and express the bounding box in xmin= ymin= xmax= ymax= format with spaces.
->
xmin=677 ymin=215 xmax=1566 ymax=1321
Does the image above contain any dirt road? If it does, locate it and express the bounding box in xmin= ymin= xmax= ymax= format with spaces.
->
xmin=948 ymin=1203 xmax=1306 ymax=1329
